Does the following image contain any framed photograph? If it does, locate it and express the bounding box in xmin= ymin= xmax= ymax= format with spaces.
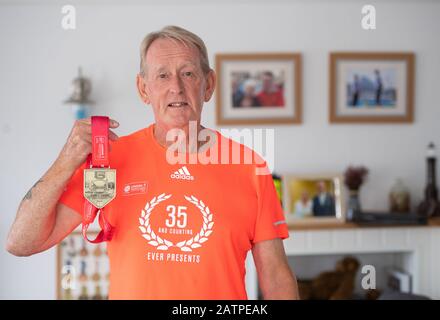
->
xmin=329 ymin=52 xmax=414 ymax=123
xmin=215 ymin=53 xmax=302 ymax=125
xmin=282 ymin=174 xmax=345 ymax=225
xmin=56 ymin=231 xmax=110 ymax=300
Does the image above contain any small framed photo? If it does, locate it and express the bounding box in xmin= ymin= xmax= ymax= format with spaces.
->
xmin=282 ymin=174 xmax=345 ymax=225
xmin=215 ymin=53 xmax=302 ymax=125
xmin=329 ymin=52 xmax=414 ymax=123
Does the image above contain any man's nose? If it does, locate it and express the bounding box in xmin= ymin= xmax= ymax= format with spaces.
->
xmin=169 ymin=75 xmax=184 ymax=95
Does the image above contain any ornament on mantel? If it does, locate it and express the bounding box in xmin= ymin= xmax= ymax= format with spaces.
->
xmin=344 ymin=165 xmax=369 ymax=221
xmin=417 ymin=142 xmax=440 ymax=217
xmin=63 ymin=67 xmax=94 ymax=120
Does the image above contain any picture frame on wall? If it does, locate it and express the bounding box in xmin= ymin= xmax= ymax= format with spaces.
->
xmin=215 ymin=53 xmax=302 ymax=125
xmin=56 ymin=231 xmax=110 ymax=300
xmin=329 ymin=52 xmax=415 ymax=123
xmin=282 ymin=174 xmax=346 ymax=226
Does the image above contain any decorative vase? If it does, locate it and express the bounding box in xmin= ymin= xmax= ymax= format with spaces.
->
xmin=346 ymin=190 xmax=361 ymax=221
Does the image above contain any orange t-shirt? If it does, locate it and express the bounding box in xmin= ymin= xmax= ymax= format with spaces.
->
xmin=59 ymin=124 xmax=289 ymax=299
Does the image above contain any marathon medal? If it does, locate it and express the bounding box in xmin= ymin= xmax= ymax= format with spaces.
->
xmin=83 ymin=116 xmax=116 ymax=209
xmin=84 ymin=168 xmax=116 ymax=209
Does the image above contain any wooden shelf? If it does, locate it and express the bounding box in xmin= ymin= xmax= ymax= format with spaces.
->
xmin=287 ymin=218 xmax=440 ymax=231
xmin=288 ymin=221 xmax=357 ymax=231
xmin=429 ymin=217 xmax=440 ymax=226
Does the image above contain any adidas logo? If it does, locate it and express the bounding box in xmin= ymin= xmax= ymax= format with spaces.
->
xmin=170 ymin=166 xmax=194 ymax=181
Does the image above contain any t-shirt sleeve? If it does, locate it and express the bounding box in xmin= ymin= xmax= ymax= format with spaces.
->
xmin=252 ymin=164 xmax=289 ymax=244
xmin=58 ymin=162 xmax=87 ymax=216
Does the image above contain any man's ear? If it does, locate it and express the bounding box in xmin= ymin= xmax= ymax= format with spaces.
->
xmin=204 ymin=69 xmax=216 ymax=102
xmin=136 ymin=74 xmax=150 ymax=104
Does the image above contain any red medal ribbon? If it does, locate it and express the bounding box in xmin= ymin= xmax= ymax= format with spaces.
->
xmin=83 ymin=116 xmax=115 ymax=243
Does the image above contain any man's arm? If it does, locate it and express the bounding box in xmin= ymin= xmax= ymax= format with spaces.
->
xmin=5 ymin=118 xmax=119 ymax=257
xmin=252 ymin=238 xmax=299 ymax=300
xmin=5 ymin=161 xmax=82 ymax=257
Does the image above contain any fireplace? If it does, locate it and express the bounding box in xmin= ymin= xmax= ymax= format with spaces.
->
xmin=245 ymin=224 xmax=440 ymax=299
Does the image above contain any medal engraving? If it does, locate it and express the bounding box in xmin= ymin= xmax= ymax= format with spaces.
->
xmin=84 ymin=168 xmax=116 ymax=208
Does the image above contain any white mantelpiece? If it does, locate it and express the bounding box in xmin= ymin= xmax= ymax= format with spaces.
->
xmin=245 ymin=224 xmax=440 ymax=299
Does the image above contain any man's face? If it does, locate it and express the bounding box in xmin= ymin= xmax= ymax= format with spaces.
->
xmin=317 ymin=181 xmax=326 ymax=193
xmin=137 ymin=38 xmax=215 ymax=129
xmin=262 ymin=73 xmax=274 ymax=92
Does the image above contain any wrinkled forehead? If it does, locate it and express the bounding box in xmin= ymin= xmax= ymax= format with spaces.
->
xmin=145 ymin=38 xmax=202 ymax=72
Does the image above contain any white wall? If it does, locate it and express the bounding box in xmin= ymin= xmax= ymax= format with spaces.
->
xmin=1 ymin=0 xmax=439 ymax=299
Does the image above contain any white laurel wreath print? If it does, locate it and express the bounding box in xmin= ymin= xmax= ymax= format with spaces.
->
xmin=138 ymin=193 xmax=214 ymax=252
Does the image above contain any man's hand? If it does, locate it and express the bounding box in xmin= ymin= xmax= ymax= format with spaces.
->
xmin=56 ymin=117 xmax=120 ymax=172
xmin=6 ymin=117 xmax=120 ymax=257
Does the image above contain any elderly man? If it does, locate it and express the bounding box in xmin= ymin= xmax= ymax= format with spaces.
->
xmin=6 ymin=26 xmax=298 ymax=300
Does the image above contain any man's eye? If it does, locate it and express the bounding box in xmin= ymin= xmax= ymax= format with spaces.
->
xmin=159 ymin=73 xmax=167 ymax=79
xmin=183 ymin=71 xmax=193 ymax=77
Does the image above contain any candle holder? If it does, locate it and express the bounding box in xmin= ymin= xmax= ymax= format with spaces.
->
xmin=417 ymin=143 xmax=440 ymax=217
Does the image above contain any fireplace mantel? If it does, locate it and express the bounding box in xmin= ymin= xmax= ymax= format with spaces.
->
xmin=245 ymin=222 xmax=440 ymax=300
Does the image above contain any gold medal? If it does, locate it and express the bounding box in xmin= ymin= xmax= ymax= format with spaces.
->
xmin=81 ymin=116 xmax=116 ymax=244
xmin=84 ymin=168 xmax=116 ymax=209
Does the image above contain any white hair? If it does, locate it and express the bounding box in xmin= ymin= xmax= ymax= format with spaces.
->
xmin=139 ymin=25 xmax=211 ymax=77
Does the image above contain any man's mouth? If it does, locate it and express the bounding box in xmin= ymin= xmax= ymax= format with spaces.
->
xmin=167 ymin=101 xmax=189 ymax=108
